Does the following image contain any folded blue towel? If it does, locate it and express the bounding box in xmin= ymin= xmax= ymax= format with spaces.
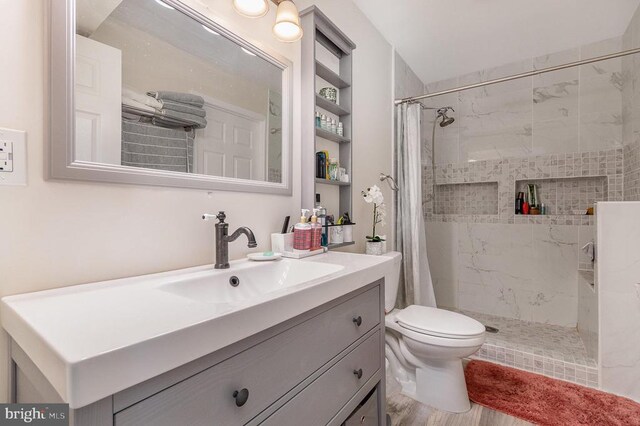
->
xmin=147 ymin=91 xmax=205 ymax=108
xmin=160 ymin=100 xmax=206 ymax=117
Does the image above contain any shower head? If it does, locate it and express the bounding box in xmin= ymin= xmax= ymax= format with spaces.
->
xmin=379 ymin=173 xmax=399 ymax=191
xmin=437 ymin=107 xmax=455 ymax=127
xmin=440 ymin=115 xmax=455 ymax=127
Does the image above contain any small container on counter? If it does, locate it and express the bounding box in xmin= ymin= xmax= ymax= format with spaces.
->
xmin=293 ymin=209 xmax=311 ymax=252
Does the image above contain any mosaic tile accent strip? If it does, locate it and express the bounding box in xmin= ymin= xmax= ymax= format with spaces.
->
xmin=624 ymin=141 xmax=640 ymax=201
xmin=451 ymin=308 xmax=599 ymax=389
xmin=434 ymin=182 xmax=498 ymax=215
xmin=423 ymin=148 xmax=623 ymax=224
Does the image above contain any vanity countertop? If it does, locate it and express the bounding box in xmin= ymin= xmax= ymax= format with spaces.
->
xmin=1 ymin=252 xmax=397 ymax=409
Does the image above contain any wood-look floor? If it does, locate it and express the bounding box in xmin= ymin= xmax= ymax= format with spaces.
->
xmin=386 ymin=372 xmax=533 ymax=426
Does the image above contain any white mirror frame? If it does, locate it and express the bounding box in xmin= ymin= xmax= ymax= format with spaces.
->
xmin=47 ymin=0 xmax=293 ymax=195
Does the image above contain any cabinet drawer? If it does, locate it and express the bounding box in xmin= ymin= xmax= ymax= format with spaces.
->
xmin=115 ymin=286 xmax=380 ymax=426
xmin=261 ymin=331 xmax=381 ymax=426
xmin=344 ymin=389 xmax=379 ymax=426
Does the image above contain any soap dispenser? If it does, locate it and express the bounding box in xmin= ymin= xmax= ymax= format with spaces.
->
xmin=310 ymin=209 xmax=322 ymax=251
xmin=293 ymin=209 xmax=312 ymax=252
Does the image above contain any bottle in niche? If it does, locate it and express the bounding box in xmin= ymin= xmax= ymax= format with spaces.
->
xmin=315 ymin=111 xmax=321 ymax=128
xmin=331 ymin=118 xmax=337 ymax=134
xmin=515 ymin=191 xmax=524 ymax=214
xmin=337 ymin=122 xmax=344 ymax=136
xmin=320 ymin=114 xmax=327 ymax=131
xmin=522 ymin=193 xmax=530 ymax=215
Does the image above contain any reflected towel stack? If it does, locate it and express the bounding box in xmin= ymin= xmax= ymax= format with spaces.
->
xmin=146 ymin=91 xmax=208 ymax=129
xmin=121 ymin=88 xmax=160 ymax=118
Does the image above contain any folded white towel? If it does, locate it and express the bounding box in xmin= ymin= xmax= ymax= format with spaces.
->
xmin=122 ymin=87 xmax=163 ymax=109
xmin=122 ymin=97 xmax=155 ymax=114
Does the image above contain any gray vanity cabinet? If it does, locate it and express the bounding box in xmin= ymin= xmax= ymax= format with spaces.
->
xmin=10 ymin=280 xmax=386 ymax=426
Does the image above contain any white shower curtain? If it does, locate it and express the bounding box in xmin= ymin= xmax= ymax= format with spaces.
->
xmin=395 ymin=103 xmax=437 ymax=308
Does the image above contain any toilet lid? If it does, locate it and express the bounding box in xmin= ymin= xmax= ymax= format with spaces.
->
xmin=395 ymin=305 xmax=485 ymax=339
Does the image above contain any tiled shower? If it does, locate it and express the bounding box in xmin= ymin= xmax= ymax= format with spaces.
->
xmin=395 ymin=2 xmax=640 ymax=390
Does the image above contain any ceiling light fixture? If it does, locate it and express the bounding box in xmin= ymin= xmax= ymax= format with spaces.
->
xmin=232 ymin=0 xmax=303 ymax=43
xmin=232 ymin=0 xmax=269 ymax=18
xmin=154 ymin=0 xmax=175 ymax=10
xmin=273 ymin=0 xmax=303 ymax=42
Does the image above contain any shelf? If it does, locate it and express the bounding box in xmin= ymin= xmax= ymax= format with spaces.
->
xmin=316 ymin=95 xmax=350 ymax=116
xmin=302 ymin=7 xmax=355 ymax=227
xmin=316 ymin=178 xmax=350 ymax=186
xmin=315 ymin=61 xmax=350 ymax=89
xmin=327 ymin=241 xmax=355 ymax=250
xmin=315 ymin=127 xmax=350 ymax=143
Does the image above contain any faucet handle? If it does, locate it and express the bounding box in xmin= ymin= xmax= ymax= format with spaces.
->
xmin=202 ymin=211 xmax=226 ymax=223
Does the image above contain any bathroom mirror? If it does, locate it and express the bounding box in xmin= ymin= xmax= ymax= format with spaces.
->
xmin=48 ymin=0 xmax=292 ymax=194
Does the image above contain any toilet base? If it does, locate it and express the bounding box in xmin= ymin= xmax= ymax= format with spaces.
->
xmin=414 ymin=359 xmax=471 ymax=413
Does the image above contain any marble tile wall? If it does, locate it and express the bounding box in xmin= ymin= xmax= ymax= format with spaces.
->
xmin=427 ymin=221 xmax=583 ymax=327
xmin=597 ymin=202 xmax=640 ymax=401
xmin=419 ymin=37 xmax=628 ymax=331
xmin=421 ymin=38 xmax=623 ymax=167
xmin=623 ymin=5 xmax=640 ymax=201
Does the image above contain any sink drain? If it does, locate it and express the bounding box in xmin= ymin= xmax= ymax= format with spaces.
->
xmin=485 ymin=325 xmax=499 ymax=333
xmin=229 ymin=276 xmax=240 ymax=287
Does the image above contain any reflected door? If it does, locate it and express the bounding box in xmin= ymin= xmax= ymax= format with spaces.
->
xmin=75 ymin=35 xmax=122 ymax=164
xmin=194 ymin=98 xmax=266 ymax=180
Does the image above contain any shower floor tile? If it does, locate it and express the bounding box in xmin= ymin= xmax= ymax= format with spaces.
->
xmin=448 ymin=308 xmax=599 ymax=388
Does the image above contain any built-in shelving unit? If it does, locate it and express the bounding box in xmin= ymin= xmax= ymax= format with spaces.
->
xmin=301 ymin=6 xmax=356 ymax=250
xmin=316 ymin=178 xmax=351 ymax=186
xmin=315 ymin=127 xmax=350 ymax=144
xmin=315 ymin=60 xmax=350 ymax=88
xmin=315 ymin=94 xmax=351 ymax=116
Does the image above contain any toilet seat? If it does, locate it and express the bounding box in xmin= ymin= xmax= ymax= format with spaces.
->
xmin=394 ymin=305 xmax=485 ymax=339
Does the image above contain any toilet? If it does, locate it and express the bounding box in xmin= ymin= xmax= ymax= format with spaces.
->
xmin=382 ymin=252 xmax=485 ymax=413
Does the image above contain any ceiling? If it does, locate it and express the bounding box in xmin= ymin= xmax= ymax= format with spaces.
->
xmin=353 ymin=0 xmax=640 ymax=85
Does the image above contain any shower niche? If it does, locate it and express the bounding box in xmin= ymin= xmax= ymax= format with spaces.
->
xmin=434 ymin=181 xmax=499 ymax=215
xmin=514 ymin=176 xmax=608 ymax=216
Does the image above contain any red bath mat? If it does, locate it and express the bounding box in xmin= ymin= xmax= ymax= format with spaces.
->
xmin=464 ymin=360 xmax=640 ymax=426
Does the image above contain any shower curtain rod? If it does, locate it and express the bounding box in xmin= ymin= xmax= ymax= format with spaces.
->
xmin=394 ymin=46 xmax=640 ymax=105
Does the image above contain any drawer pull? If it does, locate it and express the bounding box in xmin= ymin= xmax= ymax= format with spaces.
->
xmin=352 ymin=316 xmax=362 ymax=327
xmin=233 ymin=388 xmax=249 ymax=407
xmin=353 ymin=368 xmax=363 ymax=379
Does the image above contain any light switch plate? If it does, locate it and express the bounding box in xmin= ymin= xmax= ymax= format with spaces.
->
xmin=0 ymin=127 xmax=27 ymax=186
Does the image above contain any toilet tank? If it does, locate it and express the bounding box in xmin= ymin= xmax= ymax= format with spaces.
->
xmin=382 ymin=251 xmax=402 ymax=312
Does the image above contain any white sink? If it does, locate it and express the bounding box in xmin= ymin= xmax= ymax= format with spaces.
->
xmin=159 ymin=259 xmax=344 ymax=304
xmin=1 ymin=252 xmax=394 ymax=409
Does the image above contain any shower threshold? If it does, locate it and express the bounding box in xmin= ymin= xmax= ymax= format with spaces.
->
xmin=449 ymin=308 xmax=599 ymax=389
